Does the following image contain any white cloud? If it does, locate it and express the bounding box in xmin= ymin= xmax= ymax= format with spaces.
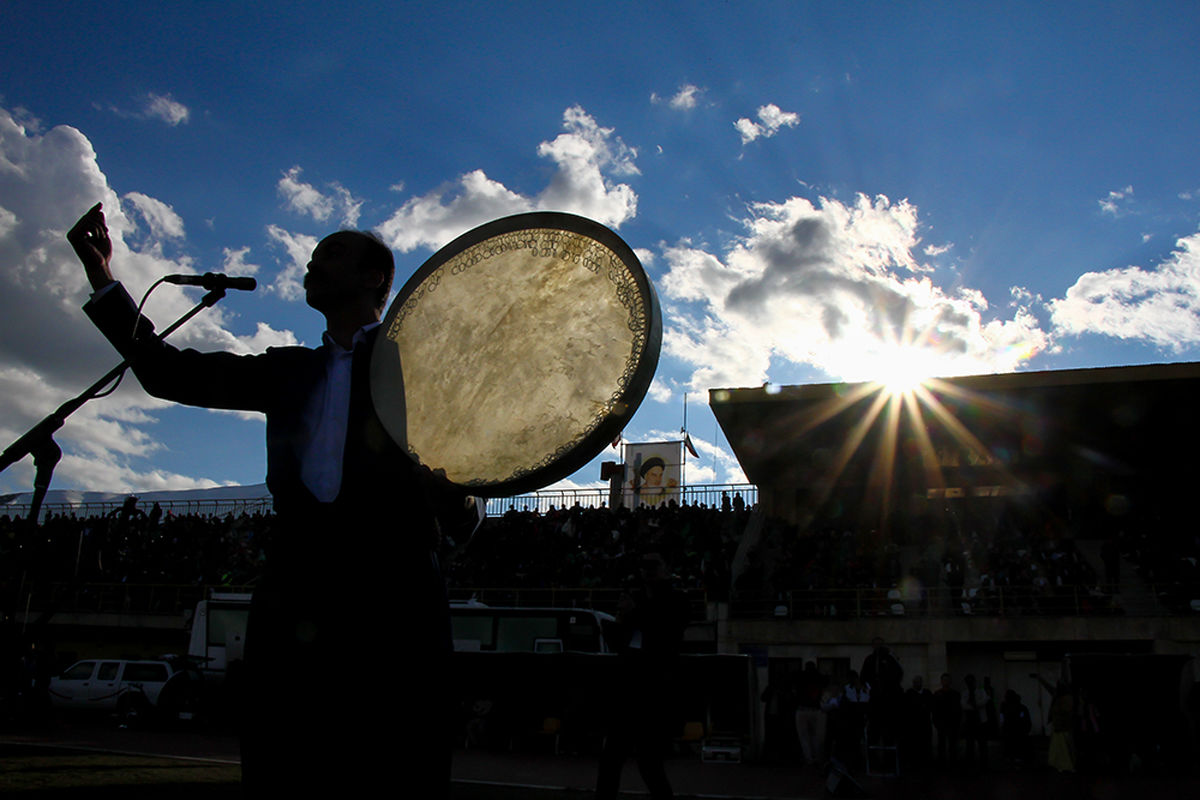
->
xmin=1098 ymin=185 xmax=1134 ymax=216
xmin=144 ymin=93 xmax=190 ymax=126
xmin=8 ymin=107 xmax=43 ymax=134
xmin=652 ymin=84 xmax=704 ymax=110
xmin=647 ymin=377 xmax=673 ymax=404
xmin=659 ymin=193 xmax=1051 ymax=391
xmin=538 ymin=476 xmax=607 ymax=493
xmin=378 ymin=169 xmax=531 ymax=253
xmin=277 ymin=166 xmax=363 ymax=227
xmin=671 ymin=84 xmax=703 ymax=110
xmin=0 ymin=104 xmax=298 ymax=493
xmin=265 ymin=225 xmax=319 ymax=302
xmin=733 ymin=118 xmax=761 ymax=145
xmin=278 ymin=166 xmax=333 ymax=221
xmin=536 ymin=105 xmax=639 ymax=213
xmin=124 ymin=191 xmax=185 ymax=238
xmin=222 ymin=245 xmax=260 ymax=275
xmin=924 ymin=241 xmax=954 ymax=256
xmin=662 ymin=312 xmax=773 ymax=391
xmin=0 ymin=204 xmax=16 ymax=237
xmin=378 ymin=106 xmax=638 ymax=252
xmin=231 ymin=321 xmax=301 ymax=354
xmin=735 ymin=103 xmax=800 ymax=145
xmin=331 ymin=184 xmax=363 ymax=227
xmin=1048 ymin=232 xmax=1200 ymax=350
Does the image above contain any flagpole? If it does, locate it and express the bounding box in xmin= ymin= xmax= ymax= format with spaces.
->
xmin=682 ymin=392 xmax=688 ymax=488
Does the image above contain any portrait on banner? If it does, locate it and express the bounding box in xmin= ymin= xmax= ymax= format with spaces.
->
xmin=621 ymin=441 xmax=682 ymax=508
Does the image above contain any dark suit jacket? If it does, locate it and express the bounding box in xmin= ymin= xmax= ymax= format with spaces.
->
xmin=86 ymin=283 xmax=457 ymax=792
xmin=84 ymin=283 xmax=443 ymax=515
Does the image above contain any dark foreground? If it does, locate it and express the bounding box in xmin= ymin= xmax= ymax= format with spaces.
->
xmin=3 ymin=720 xmax=1199 ymax=800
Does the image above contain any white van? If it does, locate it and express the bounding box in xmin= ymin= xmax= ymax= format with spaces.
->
xmin=186 ymin=592 xmax=251 ymax=683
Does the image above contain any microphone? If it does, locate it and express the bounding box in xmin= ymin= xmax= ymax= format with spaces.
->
xmin=164 ymin=272 xmax=258 ymax=291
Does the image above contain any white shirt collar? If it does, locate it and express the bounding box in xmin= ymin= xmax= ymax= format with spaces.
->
xmin=321 ymin=321 xmax=381 ymax=353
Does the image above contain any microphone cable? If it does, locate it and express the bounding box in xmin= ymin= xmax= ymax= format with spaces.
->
xmin=92 ymin=276 xmax=171 ymax=400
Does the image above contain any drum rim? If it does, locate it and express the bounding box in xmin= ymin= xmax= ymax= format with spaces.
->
xmin=374 ymin=211 xmax=662 ymax=496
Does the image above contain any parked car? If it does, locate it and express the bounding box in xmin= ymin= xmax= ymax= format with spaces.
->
xmin=48 ymin=657 xmax=202 ymax=722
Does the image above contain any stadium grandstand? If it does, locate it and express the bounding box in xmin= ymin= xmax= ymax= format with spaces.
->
xmin=3 ymin=361 xmax=1198 ymax=769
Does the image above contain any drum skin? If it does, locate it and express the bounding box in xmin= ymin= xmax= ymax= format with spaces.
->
xmin=371 ymin=212 xmax=661 ymax=496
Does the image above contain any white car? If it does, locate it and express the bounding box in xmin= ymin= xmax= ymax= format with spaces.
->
xmin=49 ymin=658 xmax=199 ymax=720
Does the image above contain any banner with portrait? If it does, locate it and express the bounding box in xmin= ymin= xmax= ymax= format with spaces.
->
xmin=620 ymin=441 xmax=683 ymax=508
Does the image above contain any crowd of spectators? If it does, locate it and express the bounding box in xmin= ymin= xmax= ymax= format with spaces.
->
xmin=2 ymin=490 xmax=1197 ymax=617
xmin=1 ymin=499 xmax=272 ymax=590
xmin=1121 ymin=524 xmax=1200 ymax=611
xmin=725 ymin=494 xmax=1198 ymax=617
xmin=0 ymin=496 xmax=751 ymax=605
xmin=445 ymin=499 xmax=746 ymax=598
xmin=761 ymin=644 xmax=1039 ymax=774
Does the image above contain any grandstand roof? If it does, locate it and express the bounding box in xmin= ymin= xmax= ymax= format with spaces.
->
xmin=709 ymin=361 xmax=1200 ymax=522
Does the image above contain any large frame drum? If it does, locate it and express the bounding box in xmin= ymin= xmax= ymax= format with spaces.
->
xmin=371 ymin=212 xmax=661 ymax=496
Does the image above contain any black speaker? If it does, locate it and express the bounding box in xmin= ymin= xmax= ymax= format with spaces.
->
xmin=599 ymin=461 xmax=624 ymax=480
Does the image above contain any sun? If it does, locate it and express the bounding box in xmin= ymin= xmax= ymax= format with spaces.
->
xmin=879 ymin=369 xmax=925 ymax=396
xmin=862 ymin=346 xmax=943 ymax=397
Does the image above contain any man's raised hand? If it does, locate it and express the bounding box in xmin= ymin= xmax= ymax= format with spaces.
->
xmin=68 ymin=203 xmax=115 ymax=291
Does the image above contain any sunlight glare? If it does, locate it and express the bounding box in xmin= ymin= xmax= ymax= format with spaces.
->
xmin=868 ymin=348 xmax=940 ymax=397
xmin=880 ymin=368 xmax=924 ymax=396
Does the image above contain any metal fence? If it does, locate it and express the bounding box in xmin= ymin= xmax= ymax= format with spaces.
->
xmin=2 ymin=496 xmax=274 ymax=521
xmin=14 ymin=582 xmax=709 ymax=622
xmin=18 ymin=582 xmax=257 ymax=619
xmin=483 ymin=483 xmax=758 ymax=515
xmin=16 ymin=580 xmax=1196 ymax=622
xmin=729 ymin=584 xmax=1197 ymax=619
xmin=4 ymin=483 xmax=758 ymax=521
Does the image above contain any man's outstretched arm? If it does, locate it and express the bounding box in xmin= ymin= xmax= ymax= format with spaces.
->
xmin=68 ymin=203 xmax=286 ymax=414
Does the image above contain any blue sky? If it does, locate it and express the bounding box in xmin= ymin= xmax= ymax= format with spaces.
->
xmin=2 ymin=1 xmax=1199 ymax=497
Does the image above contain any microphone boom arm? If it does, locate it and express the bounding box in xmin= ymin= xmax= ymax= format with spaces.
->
xmin=0 ymin=286 xmax=228 ymax=522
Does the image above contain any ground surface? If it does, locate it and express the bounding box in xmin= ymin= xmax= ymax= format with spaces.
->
xmin=3 ymin=717 xmax=1199 ymax=799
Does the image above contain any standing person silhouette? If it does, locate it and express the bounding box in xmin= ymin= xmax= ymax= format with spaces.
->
xmin=596 ymin=552 xmax=689 ymax=799
xmin=69 ymin=203 xmax=467 ymax=797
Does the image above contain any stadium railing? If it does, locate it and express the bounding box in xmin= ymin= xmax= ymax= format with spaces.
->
xmin=1 ymin=497 xmax=274 ymax=520
xmin=26 ymin=582 xmax=256 ymax=617
xmin=3 ymin=483 xmax=758 ymax=520
xmin=728 ymin=583 xmax=1187 ymax=618
xmin=483 ymin=483 xmax=757 ymax=515
xmin=21 ymin=581 xmax=1197 ymax=620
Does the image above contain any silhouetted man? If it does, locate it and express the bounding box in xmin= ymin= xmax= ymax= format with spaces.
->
xmin=70 ymin=203 xmax=464 ymax=797
xmin=596 ymin=552 xmax=689 ymax=799
xmin=903 ymin=675 xmax=933 ymax=769
xmin=861 ymin=637 xmax=903 ymax=742
xmin=932 ymin=673 xmax=961 ymax=767
xmin=795 ymin=660 xmax=828 ymax=764
xmin=962 ymin=673 xmax=988 ymax=768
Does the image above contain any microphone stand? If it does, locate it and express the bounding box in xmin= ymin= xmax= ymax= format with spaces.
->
xmin=0 ymin=286 xmax=229 ymax=523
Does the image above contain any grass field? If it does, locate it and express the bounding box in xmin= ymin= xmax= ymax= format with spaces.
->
xmin=0 ymin=745 xmax=598 ymax=799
